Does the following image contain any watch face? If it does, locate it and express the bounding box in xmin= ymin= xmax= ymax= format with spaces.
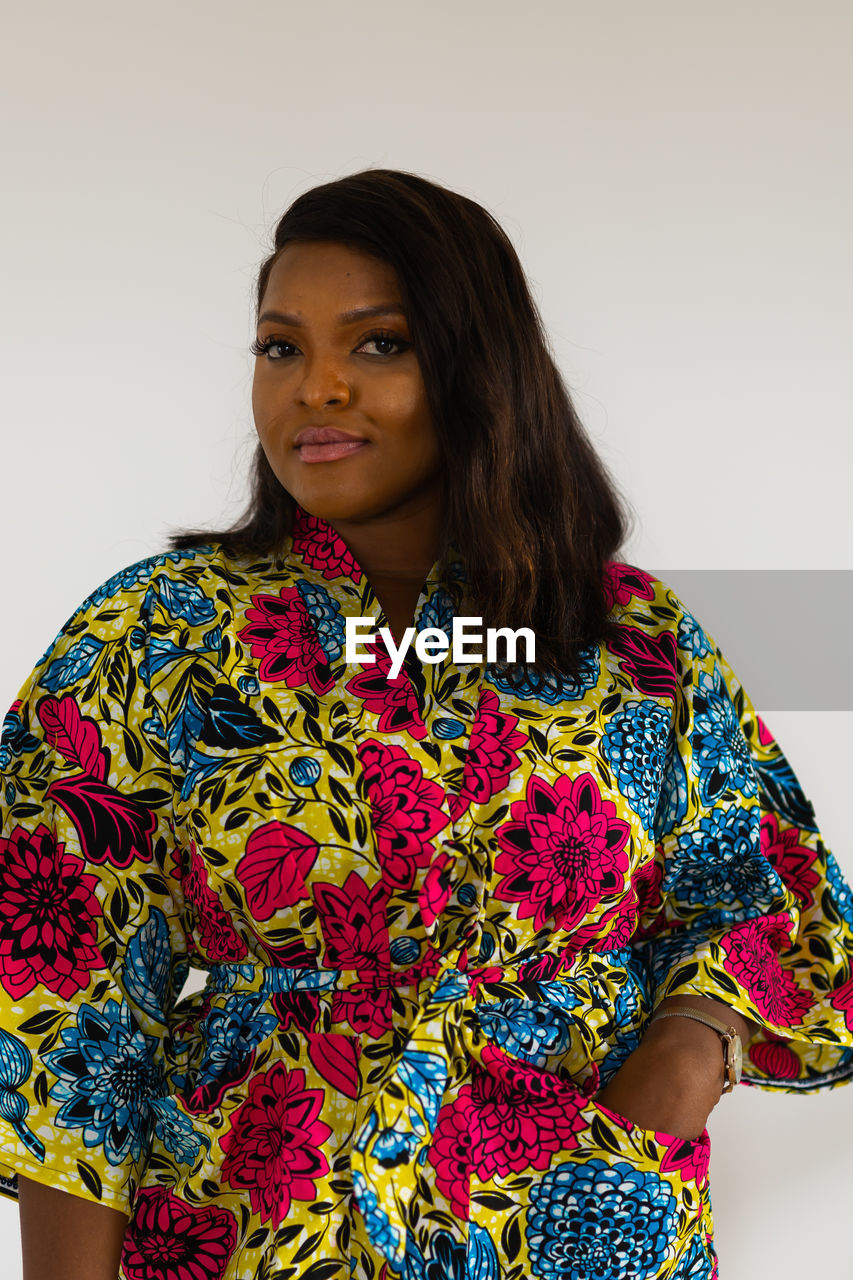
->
xmin=732 ymin=1034 xmax=743 ymax=1084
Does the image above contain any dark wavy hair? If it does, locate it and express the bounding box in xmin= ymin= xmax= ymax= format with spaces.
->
xmin=169 ymin=168 xmax=635 ymax=678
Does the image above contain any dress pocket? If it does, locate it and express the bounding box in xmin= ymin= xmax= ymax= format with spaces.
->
xmin=562 ymin=1095 xmax=716 ymax=1276
xmin=586 ymin=1094 xmax=711 ymax=1181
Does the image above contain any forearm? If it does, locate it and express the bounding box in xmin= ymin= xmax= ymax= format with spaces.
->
xmin=18 ymin=1175 xmax=128 ymax=1280
xmin=595 ymin=995 xmax=759 ymax=1140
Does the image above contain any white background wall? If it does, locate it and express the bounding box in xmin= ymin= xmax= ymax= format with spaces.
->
xmin=2 ymin=1 xmax=851 ymax=1274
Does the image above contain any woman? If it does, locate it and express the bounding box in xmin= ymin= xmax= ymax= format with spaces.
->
xmin=2 ymin=168 xmax=851 ymax=1280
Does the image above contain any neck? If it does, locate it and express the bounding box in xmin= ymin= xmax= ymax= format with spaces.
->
xmin=328 ymin=503 xmax=444 ymax=583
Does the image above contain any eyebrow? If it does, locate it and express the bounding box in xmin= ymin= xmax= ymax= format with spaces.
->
xmin=257 ymin=304 xmax=407 ymax=328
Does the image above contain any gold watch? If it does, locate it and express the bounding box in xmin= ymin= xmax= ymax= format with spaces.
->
xmin=651 ymin=1005 xmax=743 ymax=1093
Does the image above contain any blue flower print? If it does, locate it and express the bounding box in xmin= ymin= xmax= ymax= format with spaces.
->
xmin=468 ymin=1222 xmax=501 ymax=1280
xmin=0 ymin=709 xmax=40 ymax=771
xmin=123 ymin=908 xmax=173 ymax=1023
xmin=149 ymin=1094 xmax=208 ymax=1165
xmin=352 ymin=1169 xmax=401 ymax=1264
xmin=0 ymin=1028 xmax=45 ymax=1161
xmin=666 ymin=803 xmax=784 ymax=914
xmin=653 ymin=724 xmax=690 ymax=841
xmin=693 ymin=666 xmax=757 ymax=804
xmin=486 ymin=645 xmax=600 ymax=705
xmin=78 ymin=556 xmax=161 ymax=611
xmin=526 ymin=1158 xmax=678 ymax=1280
xmin=193 ymin=995 xmax=278 ymax=1094
xmin=289 ymin=756 xmax=322 ymax=787
xmin=41 ymin=635 xmax=106 ymax=692
xmin=433 ymin=717 xmax=465 ymax=740
xmin=477 ymin=1000 xmax=576 ymax=1069
xmin=598 ymin=968 xmax=648 ymax=1083
xmin=45 ymin=999 xmax=164 ymax=1166
xmin=296 ymin=578 xmax=346 ymax=661
xmin=677 ymin=611 xmax=712 ymax=660
xmin=371 ymin=1121 xmax=423 ymax=1168
xmin=404 ymin=1228 xmax=468 ymax=1280
xmin=155 ymin=574 xmax=218 ymax=625
xmin=670 ymin=1233 xmax=716 ymax=1278
xmin=601 ymin=700 xmax=671 ymax=833
xmin=417 ymin=588 xmax=455 ymax=637
xmin=77 ymin=549 xmax=204 ymax=613
xmin=826 ymin=850 xmax=853 ymax=927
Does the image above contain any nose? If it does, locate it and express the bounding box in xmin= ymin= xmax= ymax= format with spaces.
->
xmin=296 ymin=354 xmax=353 ymax=409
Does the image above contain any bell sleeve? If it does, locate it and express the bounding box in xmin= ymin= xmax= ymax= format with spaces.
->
xmin=632 ymin=590 xmax=853 ymax=1091
xmin=0 ymin=564 xmax=191 ymax=1213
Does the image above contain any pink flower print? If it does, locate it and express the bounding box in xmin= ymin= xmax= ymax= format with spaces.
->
xmin=306 ymin=1031 xmax=360 ymax=1100
xmin=747 ymin=1033 xmax=801 ymax=1080
xmin=235 ymin=821 xmax=319 ymax=921
xmin=563 ymin=895 xmax=638 ymax=955
xmin=721 ymin=915 xmax=815 ymax=1025
xmin=516 ymin=951 xmax=571 ymax=982
xmin=602 ymin=562 xmax=657 ymax=610
xmin=457 ymin=961 xmax=503 ymax=997
xmin=36 ymin=694 xmax=107 ymax=778
xmin=332 ymin=984 xmax=392 ymax=1037
xmin=0 ymin=823 xmax=103 ymax=1000
xmin=428 ymin=1092 xmax=472 ymax=1218
xmin=451 ymin=689 xmax=527 ymax=817
xmin=657 ymin=1129 xmax=711 ymax=1187
xmin=631 ymin=855 xmax=667 ymax=940
xmin=830 ymin=978 xmax=853 ymax=1033
xmin=755 ymin=714 xmax=776 ymax=747
xmin=221 ymin=1062 xmax=332 ymax=1228
xmin=429 ymin=1044 xmax=586 ymax=1208
xmin=494 ymin=772 xmax=632 ymax=931
xmin=345 ymin=640 xmax=427 ymax=738
xmin=291 ymin=505 xmax=362 ymax=582
xmin=238 ymin=586 xmax=334 ymax=694
xmin=313 ymin=870 xmax=390 ymax=975
xmin=394 ymin=947 xmax=442 ymax=989
xmin=761 ymin=813 xmax=819 ymax=909
xmin=448 ymin=792 xmax=468 ymax=824
xmin=36 ymin=699 xmax=156 ymax=868
xmin=358 ymin=740 xmax=450 ymax=889
xmin=271 ymin=988 xmax=321 ymax=1035
xmin=608 ymin=624 xmax=678 ymax=700
xmin=175 ymin=844 xmax=247 ymax=962
xmin=121 ymin=1186 xmax=238 ymax=1280
xmin=418 ymin=849 xmax=453 ymax=931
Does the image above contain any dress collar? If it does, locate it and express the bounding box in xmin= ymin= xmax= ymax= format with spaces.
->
xmin=287 ymin=503 xmax=466 ymax=603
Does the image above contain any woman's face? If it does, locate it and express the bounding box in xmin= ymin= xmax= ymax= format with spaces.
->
xmin=252 ymin=240 xmax=443 ymax=531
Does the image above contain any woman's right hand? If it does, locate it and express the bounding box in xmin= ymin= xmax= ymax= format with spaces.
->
xmin=18 ymin=1174 xmax=129 ymax=1280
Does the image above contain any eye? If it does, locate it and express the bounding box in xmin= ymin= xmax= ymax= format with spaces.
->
xmin=249 ymin=329 xmax=412 ymax=361
xmin=249 ymin=336 xmax=295 ymax=360
xmin=356 ymin=330 xmax=412 ymax=357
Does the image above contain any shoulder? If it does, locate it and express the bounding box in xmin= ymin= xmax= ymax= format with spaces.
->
xmin=604 ymin=560 xmax=715 ymax=656
xmin=22 ymin=544 xmax=236 ymax=694
xmin=76 ymin=543 xmax=223 ymax=617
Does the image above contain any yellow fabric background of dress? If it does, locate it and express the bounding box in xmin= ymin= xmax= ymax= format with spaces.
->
xmin=1 ymin=505 xmax=851 ymax=1279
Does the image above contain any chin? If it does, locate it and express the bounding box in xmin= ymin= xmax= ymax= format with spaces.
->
xmin=282 ymin=484 xmax=387 ymax=526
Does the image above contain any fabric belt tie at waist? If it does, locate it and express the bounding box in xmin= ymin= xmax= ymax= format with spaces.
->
xmin=196 ymin=945 xmax=636 ymax=1272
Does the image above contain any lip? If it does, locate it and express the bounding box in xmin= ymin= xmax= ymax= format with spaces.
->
xmin=297 ymin=439 xmax=369 ymax=464
xmin=294 ymin=425 xmax=368 ymax=446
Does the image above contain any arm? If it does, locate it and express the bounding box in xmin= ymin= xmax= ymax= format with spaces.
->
xmin=18 ymin=1176 xmax=128 ymax=1280
xmin=0 ymin=565 xmax=192 ymax=1264
xmin=595 ymin=994 xmax=758 ymax=1139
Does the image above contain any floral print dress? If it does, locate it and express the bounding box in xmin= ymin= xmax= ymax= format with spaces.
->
xmin=1 ymin=504 xmax=851 ymax=1280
